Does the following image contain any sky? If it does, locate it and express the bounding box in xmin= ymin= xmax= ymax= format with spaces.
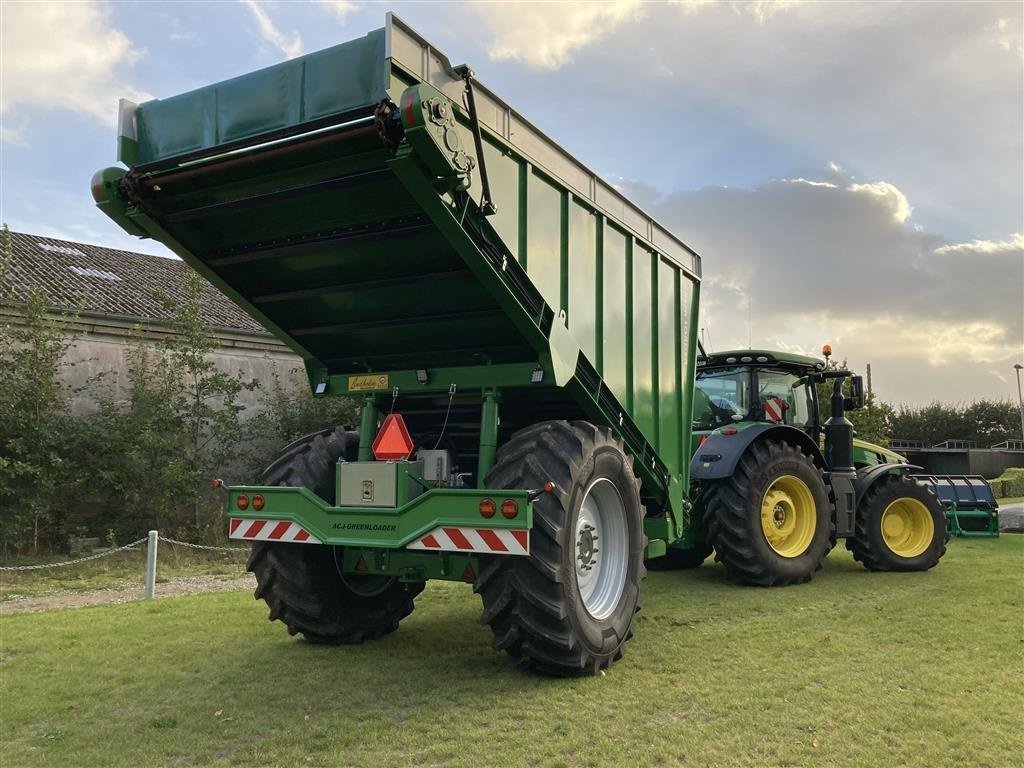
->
xmin=1 ymin=0 xmax=1022 ymax=406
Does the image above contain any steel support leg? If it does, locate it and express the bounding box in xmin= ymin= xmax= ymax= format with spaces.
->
xmin=357 ymin=395 xmax=379 ymax=461
xmin=476 ymin=388 xmax=499 ymax=487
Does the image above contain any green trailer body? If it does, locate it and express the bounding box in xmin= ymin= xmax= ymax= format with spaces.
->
xmin=92 ymin=13 xmax=701 ymax=563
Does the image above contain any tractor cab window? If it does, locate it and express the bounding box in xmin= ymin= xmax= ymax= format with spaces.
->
xmin=756 ymin=370 xmax=814 ymax=431
xmin=694 ymin=367 xmax=751 ymax=429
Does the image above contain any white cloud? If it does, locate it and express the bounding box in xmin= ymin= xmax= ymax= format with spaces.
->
xmin=933 ymin=233 xmax=1024 ymax=256
xmin=847 ymin=181 xmax=913 ymax=223
xmin=473 ymin=1 xmax=643 ymax=69
xmin=635 ymin=165 xmax=1023 ymax=403
xmin=0 ymin=1 xmax=149 ymax=138
xmin=317 ymin=1 xmax=359 ymax=20
xmin=242 ymin=0 xmax=303 ymax=59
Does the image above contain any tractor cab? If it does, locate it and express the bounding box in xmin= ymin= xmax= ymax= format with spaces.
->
xmin=693 ymin=350 xmax=827 ymax=441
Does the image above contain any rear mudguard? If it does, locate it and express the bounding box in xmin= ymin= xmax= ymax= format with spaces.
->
xmin=690 ymin=424 xmax=825 ymax=481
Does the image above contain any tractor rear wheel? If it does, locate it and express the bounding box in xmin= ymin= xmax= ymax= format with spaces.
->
xmin=646 ymin=542 xmax=713 ymax=571
xmin=703 ymin=440 xmax=830 ymax=586
xmin=247 ymin=427 xmax=425 ymax=644
xmin=846 ymin=476 xmax=948 ymax=571
xmin=476 ymin=421 xmax=645 ymax=676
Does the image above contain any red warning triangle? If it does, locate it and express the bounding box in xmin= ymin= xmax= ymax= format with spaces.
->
xmin=371 ymin=413 xmax=415 ymax=461
xmin=461 ymin=563 xmax=477 ymax=582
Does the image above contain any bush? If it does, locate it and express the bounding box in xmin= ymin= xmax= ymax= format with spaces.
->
xmin=990 ymin=467 xmax=1024 ymax=499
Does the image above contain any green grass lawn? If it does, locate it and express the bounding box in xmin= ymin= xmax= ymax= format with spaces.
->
xmin=997 ymin=496 xmax=1024 ymax=505
xmin=2 ymin=539 xmax=1021 ymax=768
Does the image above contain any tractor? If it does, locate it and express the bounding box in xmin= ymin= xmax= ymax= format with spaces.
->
xmin=649 ymin=346 xmax=950 ymax=584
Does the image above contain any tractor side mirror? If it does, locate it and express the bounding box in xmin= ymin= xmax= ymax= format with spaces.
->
xmin=844 ymin=375 xmax=865 ymax=411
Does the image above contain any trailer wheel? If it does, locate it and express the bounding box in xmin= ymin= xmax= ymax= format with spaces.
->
xmin=846 ymin=476 xmax=948 ymax=571
xmin=703 ymin=440 xmax=830 ymax=586
xmin=247 ymin=427 xmax=425 ymax=644
xmin=476 ymin=421 xmax=645 ymax=676
xmin=646 ymin=542 xmax=713 ymax=571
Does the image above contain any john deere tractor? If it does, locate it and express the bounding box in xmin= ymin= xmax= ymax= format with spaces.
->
xmin=650 ymin=346 xmax=949 ymax=585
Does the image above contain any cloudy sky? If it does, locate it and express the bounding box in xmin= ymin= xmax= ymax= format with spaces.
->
xmin=1 ymin=1 xmax=1021 ymax=405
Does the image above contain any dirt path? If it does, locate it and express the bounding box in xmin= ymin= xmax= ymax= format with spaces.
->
xmin=0 ymin=574 xmax=256 ymax=615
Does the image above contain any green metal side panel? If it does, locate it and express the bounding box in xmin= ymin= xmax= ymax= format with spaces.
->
xmin=569 ymin=199 xmax=599 ymax=362
xmin=658 ymin=259 xmax=681 ymax=474
xmin=130 ymin=29 xmax=388 ymax=166
xmin=632 ymin=246 xmax=655 ymax=440
xmin=526 ymin=171 xmax=562 ymax=309
xmin=602 ymin=225 xmax=629 ymax=403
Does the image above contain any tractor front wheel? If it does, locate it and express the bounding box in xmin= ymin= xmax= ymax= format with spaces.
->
xmin=846 ymin=476 xmax=948 ymax=571
xmin=703 ymin=440 xmax=830 ymax=586
xmin=476 ymin=421 xmax=645 ymax=676
xmin=247 ymin=427 xmax=425 ymax=644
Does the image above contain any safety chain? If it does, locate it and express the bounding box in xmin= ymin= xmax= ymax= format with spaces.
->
xmin=0 ymin=537 xmax=148 ymax=571
xmin=161 ymin=538 xmax=249 ymax=554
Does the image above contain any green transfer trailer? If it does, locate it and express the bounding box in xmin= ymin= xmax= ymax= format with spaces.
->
xmin=93 ymin=14 xmax=701 ymax=675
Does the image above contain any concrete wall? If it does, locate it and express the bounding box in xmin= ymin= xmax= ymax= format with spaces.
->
xmin=47 ymin=314 xmax=306 ymax=416
xmin=901 ymin=448 xmax=1024 ymax=479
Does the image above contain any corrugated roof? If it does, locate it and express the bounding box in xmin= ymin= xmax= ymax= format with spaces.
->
xmin=1 ymin=230 xmax=268 ymax=335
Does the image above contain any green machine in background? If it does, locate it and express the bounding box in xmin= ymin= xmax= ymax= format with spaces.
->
xmin=93 ymin=13 xmax=954 ymax=676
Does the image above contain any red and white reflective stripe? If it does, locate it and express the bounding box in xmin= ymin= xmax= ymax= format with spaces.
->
xmin=229 ymin=518 xmax=321 ymax=544
xmin=407 ymin=527 xmax=529 ymax=556
xmin=764 ymin=398 xmax=785 ymax=422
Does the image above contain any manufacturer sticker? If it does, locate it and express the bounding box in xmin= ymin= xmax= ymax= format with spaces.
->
xmin=348 ymin=374 xmax=389 ymax=392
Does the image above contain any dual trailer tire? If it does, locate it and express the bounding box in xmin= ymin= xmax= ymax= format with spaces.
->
xmin=247 ymin=427 xmax=425 ymax=644
xmin=477 ymin=421 xmax=646 ymax=676
xmin=248 ymin=422 xmax=645 ymax=675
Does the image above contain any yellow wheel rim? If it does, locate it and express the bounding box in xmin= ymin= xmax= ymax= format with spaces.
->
xmin=880 ymin=498 xmax=934 ymax=558
xmin=760 ymin=475 xmax=816 ymax=558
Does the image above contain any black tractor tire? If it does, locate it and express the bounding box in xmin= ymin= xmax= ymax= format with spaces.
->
xmin=703 ymin=440 xmax=831 ymax=586
xmin=475 ymin=421 xmax=645 ymax=676
xmin=846 ymin=475 xmax=948 ymax=572
xmin=646 ymin=542 xmax=713 ymax=571
xmin=247 ymin=427 xmax=425 ymax=644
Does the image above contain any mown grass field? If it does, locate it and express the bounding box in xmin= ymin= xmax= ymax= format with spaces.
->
xmin=1 ymin=538 xmax=1021 ymax=768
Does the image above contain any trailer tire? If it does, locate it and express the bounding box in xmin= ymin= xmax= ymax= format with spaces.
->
xmin=476 ymin=421 xmax=645 ymax=676
xmin=703 ymin=439 xmax=830 ymax=586
xmin=846 ymin=476 xmax=948 ymax=572
xmin=646 ymin=542 xmax=713 ymax=571
xmin=247 ymin=427 xmax=425 ymax=644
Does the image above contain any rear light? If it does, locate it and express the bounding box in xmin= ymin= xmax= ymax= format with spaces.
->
xmin=236 ymin=494 xmax=250 ymax=510
xmin=501 ymin=499 xmax=519 ymax=519
xmin=479 ymin=498 xmax=496 ymax=518
xmin=698 ymin=434 xmax=709 ymax=447
xmin=251 ymin=494 xmax=265 ymax=511
xmin=720 ymin=427 xmax=738 ymax=436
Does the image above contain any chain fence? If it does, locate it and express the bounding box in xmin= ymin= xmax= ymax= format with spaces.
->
xmin=0 ymin=537 xmax=149 ymax=571
xmin=0 ymin=531 xmax=252 ymax=601
xmin=161 ymin=537 xmax=248 ymax=554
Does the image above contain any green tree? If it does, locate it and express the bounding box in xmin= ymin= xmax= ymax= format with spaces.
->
xmin=71 ymin=273 xmax=258 ymax=543
xmin=242 ymin=366 xmax=358 ymax=475
xmin=0 ymin=225 xmax=76 ymax=554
